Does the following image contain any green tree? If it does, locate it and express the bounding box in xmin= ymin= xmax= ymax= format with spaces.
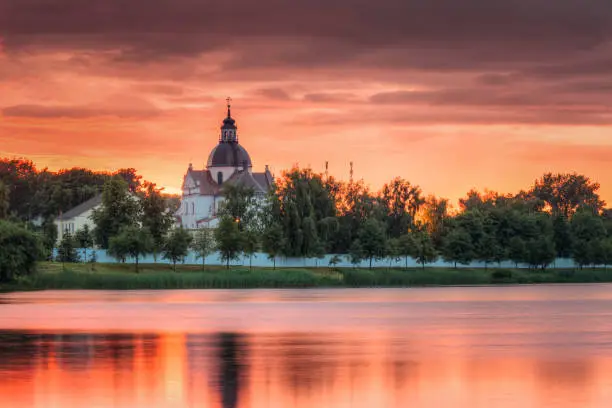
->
xmin=57 ymin=232 xmax=79 ymax=264
xmin=92 ymin=178 xmax=140 ymax=249
xmin=570 ymin=210 xmax=607 ymax=268
xmin=162 ymin=227 xmax=193 ymax=271
xmin=348 ymin=239 xmax=364 ymax=268
xmin=441 ymin=228 xmax=474 ymax=268
xmin=262 ymin=223 xmax=284 ymax=270
xmin=39 ymin=217 xmax=58 ymax=260
xmin=552 ymin=215 xmax=573 ymax=258
xmin=108 ymin=226 xmax=153 ymax=272
xmin=524 ymin=236 xmax=556 ymax=270
xmin=477 ymin=232 xmax=505 ymax=270
xmin=191 ymin=228 xmax=214 ymax=270
xmin=0 ymin=220 xmax=42 ymax=282
xmin=215 ymin=217 xmax=243 ymax=269
xmin=508 ymin=236 xmax=527 ymax=268
xmin=140 ymin=182 xmax=174 ymax=261
xmin=241 ymin=229 xmax=259 ymax=271
xmin=380 ymin=177 xmax=424 ymax=238
xmin=219 ymin=182 xmax=257 ymax=230
xmin=396 ymin=233 xmax=417 ymax=270
xmin=530 ymin=172 xmax=604 ymax=217
xmin=357 ymin=218 xmax=387 ymax=269
xmin=412 ymin=230 xmax=438 ymax=269
xmin=75 ymin=225 xmax=94 ymax=265
xmin=0 ymin=180 xmax=9 ymax=219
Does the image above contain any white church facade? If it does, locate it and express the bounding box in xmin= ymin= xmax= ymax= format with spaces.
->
xmin=176 ymin=100 xmax=274 ymax=229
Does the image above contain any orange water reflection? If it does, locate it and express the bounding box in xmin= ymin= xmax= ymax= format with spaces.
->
xmin=2 ymin=286 xmax=612 ymax=407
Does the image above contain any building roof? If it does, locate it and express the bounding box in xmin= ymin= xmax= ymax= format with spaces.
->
xmin=207 ymin=142 xmax=252 ymax=168
xmin=58 ymin=194 xmax=103 ymax=220
xmin=225 ymin=168 xmax=274 ymax=194
xmin=185 ymin=169 xmax=221 ymax=195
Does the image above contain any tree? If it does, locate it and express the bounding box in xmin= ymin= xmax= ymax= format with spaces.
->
xmin=108 ymin=226 xmax=153 ymax=272
xmin=477 ymin=232 xmax=505 ymax=270
xmin=75 ymin=225 xmax=94 ymax=265
xmin=421 ymin=195 xmax=451 ymax=248
xmin=192 ymin=228 xmax=215 ymax=270
xmin=262 ymin=223 xmax=284 ymax=270
xmin=412 ymin=230 xmax=438 ymax=269
xmin=380 ymin=177 xmax=424 ymax=238
xmin=241 ymin=229 xmax=259 ymax=270
xmin=552 ymin=215 xmax=573 ymax=258
xmin=0 ymin=180 xmax=9 ymax=219
xmin=348 ymin=239 xmax=364 ymax=268
xmin=524 ymin=236 xmax=556 ymax=270
xmin=91 ymin=178 xmax=140 ymax=249
xmin=396 ymin=233 xmax=417 ymax=270
xmin=441 ymin=228 xmax=474 ymax=268
xmin=508 ymin=236 xmax=527 ymax=268
xmin=162 ymin=227 xmax=193 ymax=271
xmin=570 ymin=209 xmax=607 ymax=268
xmin=530 ymin=172 xmax=604 ymax=217
xmin=39 ymin=217 xmax=58 ymax=259
xmin=219 ymin=182 xmax=257 ymax=231
xmin=215 ymin=217 xmax=243 ymax=269
xmin=328 ymin=255 xmax=342 ymax=270
xmin=357 ymin=218 xmax=387 ymax=269
xmin=0 ymin=220 xmax=42 ymax=282
xmin=140 ymin=182 xmax=174 ymax=261
xmin=57 ymin=232 xmax=79 ymax=264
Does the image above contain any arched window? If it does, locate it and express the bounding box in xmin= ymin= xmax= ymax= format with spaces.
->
xmin=217 ymin=171 xmax=223 ymax=185
xmin=192 ymin=202 xmax=195 ymax=215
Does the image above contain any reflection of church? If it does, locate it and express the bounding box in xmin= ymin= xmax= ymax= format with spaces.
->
xmin=177 ymin=100 xmax=274 ymax=229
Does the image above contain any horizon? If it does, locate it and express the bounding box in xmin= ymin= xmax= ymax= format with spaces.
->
xmin=1 ymin=0 xmax=612 ymax=205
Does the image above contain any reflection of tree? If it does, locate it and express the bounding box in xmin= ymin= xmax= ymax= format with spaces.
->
xmin=214 ymin=332 xmax=248 ymax=408
xmin=0 ymin=331 xmax=40 ymax=372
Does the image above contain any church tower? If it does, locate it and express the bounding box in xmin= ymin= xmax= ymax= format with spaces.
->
xmin=220 ymin=97 xmax=238 ymax=143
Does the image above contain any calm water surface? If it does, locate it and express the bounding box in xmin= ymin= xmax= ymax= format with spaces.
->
xmin=1 ymin=285 xmax=612 ymax=407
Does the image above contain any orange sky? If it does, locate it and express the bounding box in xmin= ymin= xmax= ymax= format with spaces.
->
xmin=1 ymin=0 xmax=611 ymax=206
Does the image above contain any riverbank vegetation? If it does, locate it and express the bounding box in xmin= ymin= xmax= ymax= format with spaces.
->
xmin=5 ymin=262 xmax=612 ymax=292
xmin=2 ymin=156 xmax=612 ymax=289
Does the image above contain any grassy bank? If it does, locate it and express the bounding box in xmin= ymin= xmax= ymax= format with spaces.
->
xmin=3 ymin=262 xmax=612 ymax=292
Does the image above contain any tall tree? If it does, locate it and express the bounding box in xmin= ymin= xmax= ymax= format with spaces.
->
xmin=357 ymin=218 xmax=387 ymax=269
xmin=396 ymin=233 xmax=417 ymax=270
xmin=412 ymin=230 xmax=438 ymax=269
xmin=215 ymin=217 xmax=243 ymax=269
xmin=91 ymin=177 xmax=141 ymax=249
xmin=0 ymin=180 xmax=9 ymax=219
xmin=162 ymin=227 xmax=193 ymax=271
xmin=0 ymin=220 xmax=42 ymax=282
xmin=192 ymin=228 xmax=215 ymax=270
xmin=75 ymin=225 xmax=94 ymax=265
xmin=441 ymin=228 xmax=475 ymax=268
xmin=530 ymin=172 xmax=605 ymax=217
xmin=140 ymin=182 xmax=174 ymax=260
xmin=262 ymin=223 xmax=284 ymax=270
xmin=108 ymin=226 xmax=153 ymax=272
xmin=241 ymin=229 xmax=259 ymax=271
xmin=552 ymin=215 xmax=573 ymax=258
xmin=380 ymin=177 xmax=424 ymax=238
xmin=58 ymin=232 xmax=79 ymax=264
xmin=421 ymin=195 xmax=450 ymax=248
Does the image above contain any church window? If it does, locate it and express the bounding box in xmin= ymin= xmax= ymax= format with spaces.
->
xmin=217 ymin=171 xmax=223 ymax=185
xmin=192 ymin=202 xmax=195 ymax=214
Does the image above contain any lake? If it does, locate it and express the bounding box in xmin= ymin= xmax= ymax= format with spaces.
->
xmin=1 ymin=285 xmax=612 ymax=407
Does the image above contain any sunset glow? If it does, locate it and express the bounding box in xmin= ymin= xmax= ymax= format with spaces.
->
xmin=1 ymin=0 xmax=612 ymax=204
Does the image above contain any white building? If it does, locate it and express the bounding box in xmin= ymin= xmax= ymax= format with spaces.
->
xmin=177 ymin=100 xmax=274 ymax=229
xmin=55 ymin=194 xmax=102 ymax=243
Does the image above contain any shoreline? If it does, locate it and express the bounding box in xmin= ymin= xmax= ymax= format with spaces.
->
xmin=2 ymin=262 xmax=612 ymax=293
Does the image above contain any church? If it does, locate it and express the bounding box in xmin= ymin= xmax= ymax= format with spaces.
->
xmin=177 ymin=100 xmax=274 ymax=229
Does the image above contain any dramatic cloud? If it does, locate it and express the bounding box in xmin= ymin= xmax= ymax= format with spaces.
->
xmin=1 ymin=0 xmax=611 ymax=202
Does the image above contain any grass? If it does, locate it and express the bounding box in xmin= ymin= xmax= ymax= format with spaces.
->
xmin=3 ymin=262 xmax=612 ymax=292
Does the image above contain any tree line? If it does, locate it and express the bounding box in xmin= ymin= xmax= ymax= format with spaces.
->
xmin=2 ymin=155 xmax=612 ymax=281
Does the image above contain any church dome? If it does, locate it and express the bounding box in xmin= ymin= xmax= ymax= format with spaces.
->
xmin=207 ymin=142 xmax=252 ymax=168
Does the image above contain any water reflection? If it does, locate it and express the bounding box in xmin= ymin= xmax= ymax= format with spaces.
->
xmin=1 ymin=286 xmax=612 ymax=407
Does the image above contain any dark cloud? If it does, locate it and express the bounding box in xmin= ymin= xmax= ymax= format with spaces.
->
xmin=2 ymin=0 xmax=612 ymax=70
xmin=303 ymin=93 xmax=358 ymax=103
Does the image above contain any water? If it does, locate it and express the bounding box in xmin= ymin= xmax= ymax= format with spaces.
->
xmin=2 ymin=285 xmax=612 ymax=407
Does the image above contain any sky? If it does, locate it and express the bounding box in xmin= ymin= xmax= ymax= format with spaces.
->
xmin=1 ymin=0 xmax=612 ymax=205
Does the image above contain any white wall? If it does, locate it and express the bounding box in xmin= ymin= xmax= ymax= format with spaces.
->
xmin=178 ymin=195 xmax=219 ymax=229
xmin=56 ymin=206 xmax=99 ymax=243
